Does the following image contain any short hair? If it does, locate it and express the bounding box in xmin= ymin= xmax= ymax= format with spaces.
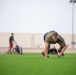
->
xmin=11 ymin=33 xmax=14 ymax=35
xmin=16 ymin=45 xmax=18 ymax=47
xmin=52 ymin=32 xmax=58 ymax=37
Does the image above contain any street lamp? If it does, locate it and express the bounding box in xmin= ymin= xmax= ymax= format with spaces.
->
xmin=69 ymin=0 xmax=76 ymax=49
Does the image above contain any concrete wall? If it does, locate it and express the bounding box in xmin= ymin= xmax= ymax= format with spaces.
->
xmin=0 ymin=32 xmax=76 ymax=49
xmin=0 ymin=32 xmax=10 ymax=47
xmin=0 ymin=32 xmax=32 ymax=48
xmin=34 ymin=33 xmax=44 ymax=48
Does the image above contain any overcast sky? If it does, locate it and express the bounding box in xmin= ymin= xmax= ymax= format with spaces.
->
xmin=0 ymin=0 xmax=76 ymax=34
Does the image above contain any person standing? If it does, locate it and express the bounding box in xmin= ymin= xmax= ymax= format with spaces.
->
xmin=8 ymin=33 xmax=17 ymax=53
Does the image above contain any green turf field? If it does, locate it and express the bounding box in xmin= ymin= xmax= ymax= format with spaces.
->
xmin=0 ymin=53 xmax=76 ymax=75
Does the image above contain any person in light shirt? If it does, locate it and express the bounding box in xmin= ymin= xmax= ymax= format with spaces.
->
xmin=11 ymin=45 xmax=23 ymax=55
xmin=42 ymin=31 xmax=69 ymax=59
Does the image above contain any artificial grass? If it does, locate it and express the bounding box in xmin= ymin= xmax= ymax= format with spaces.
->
xmin=0 ymin=53 xmax=76 ymax=75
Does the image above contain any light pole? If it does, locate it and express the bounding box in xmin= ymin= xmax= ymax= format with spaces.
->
xmin=69 ymin=0 xmax=76 ymax=49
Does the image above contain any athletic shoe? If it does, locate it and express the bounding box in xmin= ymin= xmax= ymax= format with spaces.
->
xmin=20 ymin=53 xmax=23 ymax=55
xmin=61 ymin=53 xmax=64 ymax=56
xmin=41 ymin=52 xmax=45 ymax=56
xmin=47 ymin=56 xmax=49 ymax=58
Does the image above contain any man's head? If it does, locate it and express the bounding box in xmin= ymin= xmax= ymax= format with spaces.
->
xmin=16 ymin=45 xmax=18 ymax=48
xmin=11 ymin=33 xmax=14 ymax=36
xmin=52 ymin=32 xmax=58 ymax=42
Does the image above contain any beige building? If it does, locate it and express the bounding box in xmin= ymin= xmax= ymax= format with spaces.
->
xmin=0 ymin=32 xmax=76 ymax=48
xmin=0 ymin=32 xmax=76 ymax=53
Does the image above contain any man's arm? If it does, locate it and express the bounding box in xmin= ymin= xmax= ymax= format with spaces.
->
xmin=14 ymin=40 xmax=17 ymax=44
xmin=57 ymin=43 xmax=69 ymax=57
xmin=57 ymin=35 xmax=68 ymax=57
xmin=13 ymin=37 xmax=17 ymax=44
xmin=60 ymin=44 xmax=69 ymax=54
xmin=44 ymin=42 xmax=50 ymax=58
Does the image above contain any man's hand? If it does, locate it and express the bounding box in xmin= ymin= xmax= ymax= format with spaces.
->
xmin=57 ymin=44 xmax=69 ymax=57
xmin=57 ymin=53 xmax=62 ymax=57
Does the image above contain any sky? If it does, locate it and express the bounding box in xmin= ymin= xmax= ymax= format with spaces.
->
xmin=0 ymin=0 xmax=76 ymax=34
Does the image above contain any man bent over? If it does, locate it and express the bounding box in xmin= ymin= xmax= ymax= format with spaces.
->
xmin=42 ymin=31 xmax=69 ymax=59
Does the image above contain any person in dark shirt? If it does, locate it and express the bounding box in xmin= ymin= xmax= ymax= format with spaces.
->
xmin=42 ymin=47 xmax=57 ymax=57
xmin=48 ymin=47 xmax=57 ymax=54
xmin=8 ymin=33 xmax=17 ymax=53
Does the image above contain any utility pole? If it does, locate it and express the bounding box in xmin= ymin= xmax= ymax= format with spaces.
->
xmin=69 ymin=0 xmax=76 ymax=49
